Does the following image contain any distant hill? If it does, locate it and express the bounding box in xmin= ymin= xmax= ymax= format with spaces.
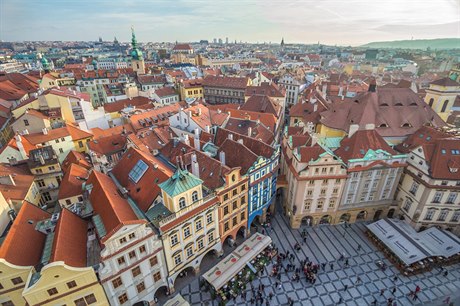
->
xmin=361 ymin=38 xmax=460 ymax=50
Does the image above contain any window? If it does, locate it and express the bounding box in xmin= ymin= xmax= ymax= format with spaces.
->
xmin=174 ymin=254 xmax=182 ymax=265
xmin=59 ymin=148 xmax=64 ymax=154
xmin=171 ymin=234 xmax=178 ymax=246
xmin=84 ymin=294 xmax=97 ymax=305
xmin=47 ymin=288 xmax=58 ymax=296
xmin=451 ymin=211 xmax=460 ymax=222
xmin=150 ymin=256 xmax=158 ymax=267
xmin=139 ymin=245 xmax=146 ymax=253
xmin=317 ymin=200 xmax=323 ymax=209
xmin=67 ymin=280 xmax=77 ymax=289
xmin=223 ymin=194 xmax=229 ymax=201
xmin=56 ymin=139 xmax=60 ymax=143
xmin=128 ymin=250 xmax=136 ymax=259
xmin=304 ymin=200 xmax=311 ymax=210
xmin=403 ymin=198 xmax=412 ymax=212
xmin=192 ymin=191 xmax=198 ymax=202
xmin=329 ymin=199 xmax=336 ymax=208
xmin=332 ymin=188 xmax=338 ymax=194
xmin=196 ymin=219 xmax=202 ymax=231
xmin=119 ymin=237 xmax=127 ymax=244
xmin=233 ymin=216 xmax=238 ymax=226
xmin=241 ymin=211 xmax=245 ymax=221
xmin=128 ymin=233 xmax=136 ymax=239
xmin=232 ymin=201 xmax=238 ymax=210
xmin=206 ymin=213 xmax=213 ymax=224
xmin=1 ymin=302 xmax=14 ymax=306
xmin=432 ymin=192 xmax=443 ymax=203
xmin=24 ymin=119 xmax=29 ymax=126
xmin=438 ymin=210 xmax=448 ymax=221
xmin=224 ymin=222 xmax=230 ymax=232
xmin=186 ymin=247 xmax=193 ymax=257
xmin=307 ymin=190 xmax=313 ymax=196
xmin=223 ymin=206 xmax=229 ymax=215
xmin=208 ymin=232 xmax=214 ymax=243
xmin=132 ymin=266 xmax=141 ymax=278
xmin=424 ymin=209 xmax=435 ymax=221
xmin=446 ymin=193 xmax=457 ymax=204
xmin=184 ymin=227 xmax=191 ymax=238
xmin=136 ymin=281 xmax=146 ymax=293
xmin=179 ymin=197 xmax=186 ymax=209
xmin=320 ymin=189 xmax=326 ymax=195
xmin=118 ymin=293 xmax=128 ymax=304
xmin=233 ymin=189 xmax=238 ymax=196
xmin=117 ymin=256 xmax=126 ymax=265
xmin=241 ymin=196 xmax=246 ymax=204
xmin=153 ymin=271 xmax=162 ymax=282
xmin=112 ymin=277 xmax=123 ymax=289
xmin=78 ymin=141 xmax=84 ymax=148
xmin=241 ymin=185 xmax=246 ymax=191
xmin=11 ymin=277 xmax=23 ymax=285
xmin=198 ymin=238 xmax=204 ymax=250
xmin=128 ymin=160 xmax=149 ymax=183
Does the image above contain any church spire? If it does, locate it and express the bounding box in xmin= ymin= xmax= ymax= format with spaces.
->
xmin=131 ymin=26 xmax=137 ymax=49
xmin=281 ymin=37 xmax=285 ymax=47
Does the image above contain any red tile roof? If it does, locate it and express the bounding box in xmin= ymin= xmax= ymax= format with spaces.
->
xmin=0 ymin=135 xmax=36 ymax=158
xmin=227 ymin=109 xmax=277 ymax=132
xmin=57 ymin=164 xmax=89 ymax=200
xmin=66 ymin=124 xmax=93 ymax=141
xmin=111 ymin=148 xmax=173 ymax=212
xmin=0 ymin=163 xmax=35 ymax=202
xmin=87 ymin=170 xmax=143 ymax=241
xmin=218 ymin=138 xmax=258 ymax=174
xmin=289 ymin=101 xmax=326 ymax=125
xmin=88 ymin=134 xmax=126 ymax=155
xmin=173 ymin=44 xmax=193 ymax=51
xmin=240 ymin=95 xmax=281 ymax=118
xmin=224 ymin=118 xmax=274 ymax=144
xmin=431 ymin=78 xmax=459 ymax=87
xmin=50 ymin=209 xmax=88 ymax=267
xmin=245 ymin=82 xmax=285 ymax=98
xmin=334 ymin=129 xmax=397 ymax=163
xmin=155 ymin=87 xmax=177 ymax=98
xmin=298 ymin=144 xmax=325 ymax=162
xmin=0 ymin=202 xmax=50 ymax=266
xmin=61 ymin=150 xmax=92 ymax=173
xmin=103 ymin=96 xmax=152 ymax=113
xmin=203 ymin=75 xmax=249 ymax=89
xmin=182 ymin=78 xmax=203 ymax=89
xmin=137 ymin=74 xmax=167 ymax=85
xmin=91 ymin=124 xmax=134 ymax=140
xmin=129 ymin=103 xmax=182 ymax=131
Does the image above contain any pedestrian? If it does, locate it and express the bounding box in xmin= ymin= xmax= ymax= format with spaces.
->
xmin=337 ymin=297 xmax=343 ymax=304
xmin=330 ymin=263 xmax=334 ymax=270
xmin=321 ymin=262 xmax=326 ymax=270
xmin=250 ymin=297 xmax=255 ymax=305
xmin=343 ymin=284 xmax=348 ymax=291
xmin=262 ymin=284 xmax=265 ymax=291
xmin=393 ymin=276 xmax=398 ymax=282
xmin=357 ymin=244 xmax=361 ymax=251
xmin=277 ymin=282 xmax=282 ymax=290
xmin=380 ymin=289 xmax=385 ymax=296
xmin=443 ymin=270 xmax=449 ymax=277
xmin=391 ymin=287 xmax=396 ymax=295
xmin=443 ymin=297 xmax=451 ymax=304
xmin=345 ymin=258 xmax=349 ymax=267
xmin=412 ymin=293 xmax=418 ymax=301
xmin=371 ymin=297 xmax=377 ymax=305
xmin=356 ymin=276 xmax=361 ymax=284
xmin=415 ymin=285 xmax=421 ymax=293
xmin=268 ymin=291 xmax=274 ymax=300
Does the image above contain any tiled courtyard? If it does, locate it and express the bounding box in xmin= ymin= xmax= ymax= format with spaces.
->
xmin=175 ymin=210 xmax=460 ymax=306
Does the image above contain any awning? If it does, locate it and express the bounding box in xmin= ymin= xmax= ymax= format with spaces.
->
xmin=203 ymin=233 xmax=272 ymax=290
xmin=366 ymin=219 xmax=460 ymax=266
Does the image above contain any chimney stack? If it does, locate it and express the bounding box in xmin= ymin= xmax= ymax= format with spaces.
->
xmin=205 ymin=125 xmax=210 ymax=133
xmin=194 ymin=128 xmax=200 ymax=139
xmin=42 ymin=128 xmax=48 ymax=135
xmin=237 ymin=139 xmax=244 ymax=145
xmin=183 ymin=134 xmax=190 ymax=146
xmin=15 ymin=135 xmax=27 ymax=160
xmin=219 ymin=151 xmax=226 ymax=165
xmin=228 ymin=133 xmax=234 ymax=140
xmin=248 ymin=127 xmax=252 ymax=137
xmin=348 ymin=124 xmax=359 ymax=138
xmin=368 ymin=78 xmax=377 ymax=92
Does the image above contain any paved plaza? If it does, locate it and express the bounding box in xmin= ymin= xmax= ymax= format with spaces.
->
xmin=176 ymin=211 xmax=460 ymax=306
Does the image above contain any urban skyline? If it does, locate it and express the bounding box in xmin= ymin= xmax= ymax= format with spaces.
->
xmin=1 ymin=0 xmax=460 ymax=45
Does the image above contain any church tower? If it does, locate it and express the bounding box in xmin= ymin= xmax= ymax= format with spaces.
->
xmin=130 ymin=27 xmax=145 ymax=75
xmin=281 ymin=37 xmax=285 ymax=51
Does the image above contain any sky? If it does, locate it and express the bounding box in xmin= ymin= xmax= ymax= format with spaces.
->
xmin=1 ymin=0 xmax=459 ymax=46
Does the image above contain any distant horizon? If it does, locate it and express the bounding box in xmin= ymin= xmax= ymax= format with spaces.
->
xmin=1 ymin=0 xmax=459 ymax=45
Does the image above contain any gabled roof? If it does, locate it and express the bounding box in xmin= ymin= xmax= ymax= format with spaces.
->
xmin=91 ymin=124 xmax=134 ymax=139
xmin=182 ymin=78 xmax=203 ymax=88
xmin=224 ymin=118 xmax=274 ymax=144
xmin=226 ymin=109 xmax=277 ymax=132
xmin=57 ymin=164 xmax=89 ymax=200
xmin=334 ymin=129 xmax=397 ymax=163
xmin=173 ymin=44 xmax=193 ymax=51
xmin=103 ymin=96 xmax=152 ymax=113
xmin=203 ymin=75 xmax=249 ymax=89
xmin=129 ymin=103 xmax=182 ymax=131
xmin=427 ymin=138 xmax=460 ymax=180
xmin=111 ymin=147 xmax=173 ymax=212
xmin=320 ymin=88 xmax=445 ymax=138
xmin=218 ymin=138 xmax=258 ymax=174
xmin=15 ymin=109 xmax=49 ymax=121
xmin=245 ymin=82 xmax=285 ymax=98
xmin=87 ymin=134 xmax=126 ymax=155
xmin=430 ymin=78 xmax=459 ymax=87
xmin=241 ymin=95 xmax=281 ymax=118
xmin=50 ymin=208 xmax=87 ymax=267
xmin=155 ymin=87 xmax=178 ymax=98
xmin=0 ymin=163 xmax=35 ymax=202
xmin=137 ymin=74 xmax=167 ymax=85
xmin=86 ymin=170 xmax=142 ymax=240
xmin=395 ymin=125 xmax=451 ymax=153
xmin=297 ymin=144 xmax=325 ymax=163
xmin=159 ymin=168 xmax=202 ymax=197
xmin=66 ymin=124 xmax=93 ymax=140
xmin=289 ymin=101 xmax=326 ymax=125
xmin=61 ymin=150 xmax=92 ymax=173
xmin=0 ymin=135 xmax=36 ymax=159
xmin=0 ymin=202 xmax=50 ymax=266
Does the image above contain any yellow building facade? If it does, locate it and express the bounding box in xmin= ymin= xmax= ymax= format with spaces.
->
xmin=0 ymin=260 xmax=31 ymax=306
xmin=424 ymin=78 xmax=460 ymax=122
xmin=22 ymin=263 xmax=108 ymax=306
xmin=179 ymin=79 xmax=204 ymax=100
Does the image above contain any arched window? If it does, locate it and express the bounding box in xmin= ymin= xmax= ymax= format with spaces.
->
xmin=428 ymin=98 xmax=434 ymax=107
xmin=179 ymin=197 xmax=186 ymax=209
xmin=192 ymin=191 xmax=198 ymax=202
xmin=441 ymin=100 xmax=449 ymax=112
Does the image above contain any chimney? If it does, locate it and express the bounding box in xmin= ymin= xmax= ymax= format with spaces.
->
xmin=217 ymin=109 xmax=222 ymax=114
xmin=219 ymin=151 xmax=226 ymax=165
xmin=194 ymin=128 xmax=200 ymax=139
xmin=194 ymin=138 xmax=201 ymax=151
xmin=368 ymin=78 xmax=377 ymax=92
xmin=321 ymin=84 xmax=327 ymax=98
xmin=237 ymin=139 xmax=244 ymax=145
xmin=188 ymin=110 xmax=192 ymax=118
xmin=338 ymin=86 xmax=343 ymax=97
xmin=0 ymin=175 xmax=16 ymax=186
xmin=205 ymin=125 xmax=210 ymax=133
xmin=15 ymin=135 xmax=27 ymax=160
xmin=198 ymin=107 xmax=202 ymax=116
xmin=42 ymin=128 xmax=48 ymax=135
xmin=313 ymin=103 xmax=318 ymax=112
xmin=248 ymin=127 xmax=252 ymax=137
xmin=349 ymin=124 xmax=359 ymax=138
xmin=228 ymin=133 xmax=234 ymax=140
xmin=39 ymin=153 xmax=45 ymax=165
xmin=311 ymin=134 xmax=318 ymax=146
xmin=191 ymin=153 xmax=197 ymax=163
xmin=183 ymin=134 xmax=190 ymax=146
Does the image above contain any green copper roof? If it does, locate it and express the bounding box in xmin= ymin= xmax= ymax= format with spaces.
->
xmin=130 ymin=26 xmax=143 ymax=60
xmin=92 ymin=214 xmax=107 ymax=238
xmin=318 ymin=136 xmax=343 ymax=150
xmin=159 ymin=168 xmax=203 ymax=197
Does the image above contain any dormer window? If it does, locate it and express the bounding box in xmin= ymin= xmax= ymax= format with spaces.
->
xmin=379 ymin=123 xmax=388 ymax=128
xmin=402 ymin=123 xmax=412 ymax=128
xmin=179 ymin=197 xmax=186 ymax=209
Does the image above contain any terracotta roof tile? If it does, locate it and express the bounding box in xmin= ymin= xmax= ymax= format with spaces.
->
xmin=50 ymin=209 xmax=88 ymax=267
xmin=226 ymin=109 xmax=277 ymax=132
xmin=155 ymin=87 xmax=177 ymax=98
xmin=57 ymin=164 xmax=89 ymax=200
xmin=88 ymin=134 xmax=126 ymax=155
xmin=91 ymin=124 xmax=134 ymax=139
xmin=0 ymin=202 xmax=50 ymax=266
xmin=203 ymin=75 xmax=249 ymax=89
xmin=431 ymin=78 xmax=459 ymax=87
xmin=103 ymin=96 xmax=152 ymax=113
xmin=61 ymin=150 xmax=92 ymax=173
xmin=0 ymin=163 xmax=35 ymax=202
xmin=224 ymin=118 xmax=274 ymax=144
xmin=241 ymin=95 xmax=281 ymax=118
xmin=129 ymin=103 xmax=182 ymax=131
xmin=218 ymin=138 xmax=258 ymax=174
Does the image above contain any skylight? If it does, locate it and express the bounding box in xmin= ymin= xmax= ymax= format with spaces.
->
xmin=128 ymin=159 xmax=149 ymax=183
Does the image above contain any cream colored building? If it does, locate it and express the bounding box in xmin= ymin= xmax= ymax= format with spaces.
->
xmin=424 ymin=77 xmax=460 ymax=122
xmin=395 ymin=126 xmax=460 ymax=235
xmin=157 ymin=169 xmax=222 ymax=293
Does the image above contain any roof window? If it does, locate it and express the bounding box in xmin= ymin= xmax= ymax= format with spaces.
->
xmin=128 ymin=159 xmax=149 ymax=183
